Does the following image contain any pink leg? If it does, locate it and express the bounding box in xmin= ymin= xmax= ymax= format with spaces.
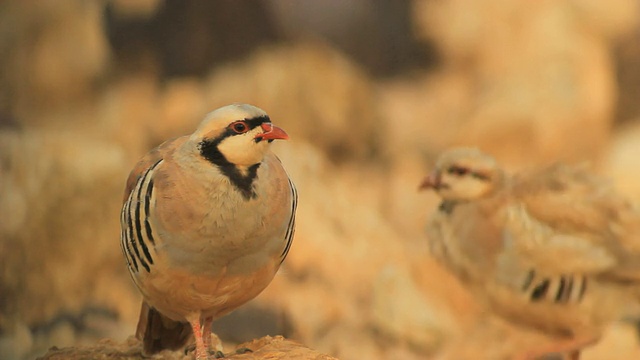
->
xmin=519 ymin=335 xmax=598 ymax=360
xmin=189 ymin=318 xmax=208 ymax=360
xmin=202 ymin=317 xmax=214 ymax=351
xmin=567 ymin=350 xmax=581 ymax=360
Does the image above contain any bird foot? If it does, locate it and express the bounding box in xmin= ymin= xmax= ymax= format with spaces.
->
xmin=184 ymin=344 xmax=195 ymax=355
xmin=184 ymin=346 xmax=225 ymax=359
xmin=210 ymin=347 xmax=253 ymax=358
xmin=234 ymin=347 xmax=254 ymax=355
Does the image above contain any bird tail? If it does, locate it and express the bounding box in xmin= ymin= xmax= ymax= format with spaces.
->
xmin=136 ymin=301 xmax=192 ymax=355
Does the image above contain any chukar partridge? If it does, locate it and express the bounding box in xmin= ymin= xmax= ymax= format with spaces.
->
xmin=119 ymin=104 xmax=297 ymax=359
xmin=420 ymin=147 xmax=640 ymax=360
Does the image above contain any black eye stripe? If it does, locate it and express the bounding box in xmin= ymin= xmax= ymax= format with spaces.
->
xmin=447 ymin=165 xmax=490 ymax=181
xmin=228 ymin=117 xmax=267 ymax=134
xmin=447 ymin=166 xmax=467 ymax=175
xmin=471 ymin=172 xmax=490 ymax=180
xmin=230 ymin=115 xmax=270 ymax=133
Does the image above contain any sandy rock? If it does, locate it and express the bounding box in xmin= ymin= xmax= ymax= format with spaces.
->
xmin=238 ymin=335 xmax=338 ymax=360
xmin=37 ymin=335 xmax=337 ymax=360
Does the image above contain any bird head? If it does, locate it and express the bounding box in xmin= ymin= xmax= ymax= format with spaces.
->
xmin=420 ymin=147 xmax=504 ymax=202
xmin=193 ymin=104 xmax=289 ymax=168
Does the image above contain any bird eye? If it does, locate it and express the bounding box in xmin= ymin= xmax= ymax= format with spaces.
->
xmin=447 ymin=166 xmax=469 ymax=176
xmin=230 ymin=121 xmax=249 ymax=133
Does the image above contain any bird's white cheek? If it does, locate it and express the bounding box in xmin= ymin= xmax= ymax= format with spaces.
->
xmin=447 ymin=181 xmax=491 ymax=200
xmin=217 ymin=135 xmax=267 ymax=166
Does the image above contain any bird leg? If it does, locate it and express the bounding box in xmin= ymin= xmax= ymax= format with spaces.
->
xmin=189 ymin=318 xmax=208 ymax=360
xmin=201 ymin=317 xmax=225 ymax=358
xmin=197 ymin=317 xmax=251 ymax=358
xmin=520 ymin=335 xmax=599 ymax=360
xmin=566 ymin=350 xmax=580 ymax=360
xmin=202 ymin=317 xmax=213 ymax=350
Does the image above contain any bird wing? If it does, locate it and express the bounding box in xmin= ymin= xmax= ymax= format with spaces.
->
xmin=122 ymin=136 xmax=187 ymax=204
xmin=499 ymin=162 xmax=640 ymax=278
xmin=122 ymin=136 xmax=193 ymax=355
xmin=499 ymin=202 xmax=618 ymax=276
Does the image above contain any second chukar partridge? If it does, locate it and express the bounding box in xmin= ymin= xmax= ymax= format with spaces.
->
xmin=119 ymin=104 xmax=297 ymax=359
xmin=420 ymin=147 xmax=640 ymax=360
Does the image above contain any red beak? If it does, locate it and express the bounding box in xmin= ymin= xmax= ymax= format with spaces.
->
xmin=255 ymin=123 xmax=289 ymax=141
xmin=419 ymin=171 xmax=441 ymax=191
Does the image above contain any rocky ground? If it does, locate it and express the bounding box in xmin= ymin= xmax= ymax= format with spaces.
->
xmin=37 ymin=335 xmax=337 ymax=360
xmin=2 ymin=1 xmax=640 ymax=359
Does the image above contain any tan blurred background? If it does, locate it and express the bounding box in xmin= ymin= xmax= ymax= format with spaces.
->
xmin=1 ymin=0 xmax=640 ymax=359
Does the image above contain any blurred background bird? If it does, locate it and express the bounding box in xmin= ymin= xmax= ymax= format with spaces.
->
xmin=421 ymin=147 xmax=640 ymax=359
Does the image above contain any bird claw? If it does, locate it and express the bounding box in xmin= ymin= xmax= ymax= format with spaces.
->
xmin=209 ymin=347 xmax=253 ymax=358
xmin=184 ymin=345 xmax=225 ymax=359
xmin=234 ymin=347 xmax=254 ymax=354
